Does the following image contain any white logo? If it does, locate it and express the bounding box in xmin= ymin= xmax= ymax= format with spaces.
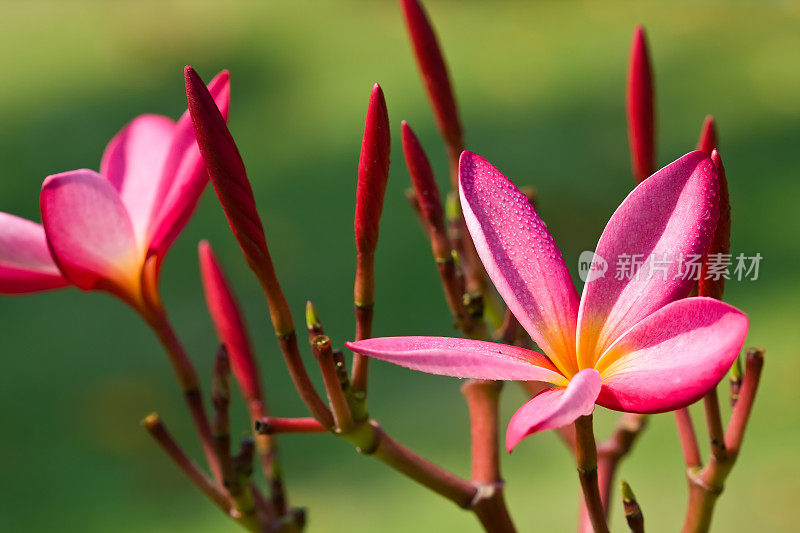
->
xmin=578 ymin=251 xmax=607 ymax=282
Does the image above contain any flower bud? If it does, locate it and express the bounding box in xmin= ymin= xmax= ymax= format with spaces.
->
xmin=354 ymin=83 xmax=391 ymax=255
xmin=199 ymin=240 xmax=262 ymax=405
xmin=697 ymin=115 xmax=718 ymax=154
xmin=401 ymin=121 xmax=443 ymax=227
xmin=400 ymin=0 xmax=464 ymax=184
xmin=626 ymin=25 xmax=655 ymax=183
xmin=186 ymin=66 xmax=294 ymax=336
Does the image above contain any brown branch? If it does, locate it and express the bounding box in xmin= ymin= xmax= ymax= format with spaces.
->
xmin=597 ymin=414 xmax=648 ymax=516
xmin=702 ymin=389 xmax=726 ymax=460
xmin=142 ymin=414 xmax=238 ymax=521
xmin=462 ymin=380 xmax=516 ymax=532
xmin=674 ymin=408 xmax=702 ymax=468
xmin=681 ymin=347 xmax=764 ymax=533
xmin=277 ymin=332 xmax=334 ymax=429
xmin=343 ymin=419 xmax=477 ymax=508
xmin=211 ymin=346 xmax=236 ymax=497
xmin=311 ymin=335 xmax=354 ymax=433
xmin=255 ymin=417 xmax=327 ymax=435
xmin=574 ymin=415 xmax=610 ymax=533
xmin=143 ymin=310 xmax=224 ymax=484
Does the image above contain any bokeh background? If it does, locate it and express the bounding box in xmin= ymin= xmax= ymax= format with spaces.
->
xmin=1 ymin=1 xmax=798 ymax=531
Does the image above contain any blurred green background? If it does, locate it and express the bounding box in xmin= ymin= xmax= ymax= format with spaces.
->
xmin=1 ymin=1 xmax=798 ymax=531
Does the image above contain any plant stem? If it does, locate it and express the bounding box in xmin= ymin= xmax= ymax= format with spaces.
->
xmin=277 ymin=332 xmax=335 ymax=429
xmin=574 ymin=415 xmax=610 ymax=533
xmin=143 ymin=309 xmax=224 ymax=484
xmin=681 ymin=348 xmax=764 ymax=533
xmin=462 ymin=380 xmax=517 ymax=532
xmin=142 ymin=413 xmax=229 ymax=512
xmin=578 ymin=413 xmax=647 ymax=531
xmin=343 ymin=419 xmax=477 ymax=508
xmin=352 ymin=251 xmax=375 ymax=399
xmin=702 ymin=388 xmax=726 ymax=460
xmin=247 ymin=399 xmax=289 ymax=519
xmin=255 ymin=417 xmax=327 ymax=435
xmin=674 ymin=407 xmax=702 ymax=468
xmin=311 ymin=335 xmax=354 ymax=432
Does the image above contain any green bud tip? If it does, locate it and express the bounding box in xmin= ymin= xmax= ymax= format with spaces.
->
xmin=730 ymin=355 xmax=743 ymax=380
xmin=621 ymin=480 xmax=636 ymax=501
xmin=305 ymin=301 xmax=321 ymax=331
xmin=445 ymin=190 xmax=461 ymax=221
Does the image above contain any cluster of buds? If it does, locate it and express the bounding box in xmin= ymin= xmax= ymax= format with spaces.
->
xmin=0 ymin=1 xmax=764 ymax=532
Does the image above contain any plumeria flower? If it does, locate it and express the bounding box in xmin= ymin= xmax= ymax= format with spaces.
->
xmin=348 ymin=150 xmax=748 ymax=451
xmin=0 ymin=71 xmax=230 ymax=312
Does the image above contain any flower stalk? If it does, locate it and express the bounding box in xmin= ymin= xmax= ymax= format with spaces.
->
xmin=255 ymin=417 xmax=327 ymax=435
xmin=352 ymin=82 xmax=391 ymax=403
xmin=141 ymin=413 xmax=257 ymax=528
xmin=573 ymin=415 xmax=610 ymax=533
xmin=681 ymin=348 xmax=765 ymax=533
xmin=141 ymin=307 xmax=224 ymax=484
xmin=186 ymin=66 xmax=334 ymax=432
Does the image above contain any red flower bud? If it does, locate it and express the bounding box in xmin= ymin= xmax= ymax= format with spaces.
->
xmin=199 ymin=240 xmax=262 ymax=404
xmin=401 ymin=120 xmax=443 ymax=227
xmin=697 ymin=115 xmax=718 ymax=154
xmin=186 ymin=66 xmax=294 ymax=335
xmin=626 ymin=25 xmax=655 ymax=183
xmin=354 ymin=83 xmax=391 ymax=255
xmin=400 ymin=0 xmax=463 ymax=184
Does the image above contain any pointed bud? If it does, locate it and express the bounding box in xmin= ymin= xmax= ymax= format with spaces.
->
xmin=731 ymin=354 xmax=743 ymax=381
xmin=730 ymin=354 xmax=743 ymax=407
xmin=401 ymin=121 xmax=443 ymax=228
xmin=621 ymin=480 xmax=645 ymax=532
xmin=699 ymin=149 xmax=731 ymax=300
xmin=305 ymin=300 xmax=323 ymax=335
xmin=697 ymin=115 xmax=718 ymax=154
xmin=626 ymin=25 xmax=655 ymax=183
xmin=186 ymin=66 xmax=294 ymax=336
xmin=400 ymin=0 xmax=464 ymax=184
xmin=354 ymin=83 xmax=391 ymax=256
xmin=445 ymin=190 xmax=461 ymax=222
xmin=199 ymin=240 xmax=262 ymax=404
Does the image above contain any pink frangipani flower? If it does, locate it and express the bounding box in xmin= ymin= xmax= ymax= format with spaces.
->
xmin=0 ymin=71 xmax=230 ymax=310
xmin=348 ymin=150 xmax=748 ymax=451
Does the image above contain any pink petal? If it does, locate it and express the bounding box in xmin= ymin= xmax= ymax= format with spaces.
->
xmin=576 ymin=151 xmax=719 ymax=369
xmin=100 ymin=114 xmax=175 ymax=245
xmin=148 ymin=70 xmax=231 ymax=257
xmin=40 ymin=170 xmax=141 ymax=293
xmin=459 ymin=151 xmax=580 ymax=376
xmin=346 ymin=336 xmax=566 ymax=384
xmin=0 ymin=213 xmax=67 ymax=293
xmin=595 ymin=297 xmax=748 ymax=413
xmin=506 ymin=368 xmax=601 ymax=451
